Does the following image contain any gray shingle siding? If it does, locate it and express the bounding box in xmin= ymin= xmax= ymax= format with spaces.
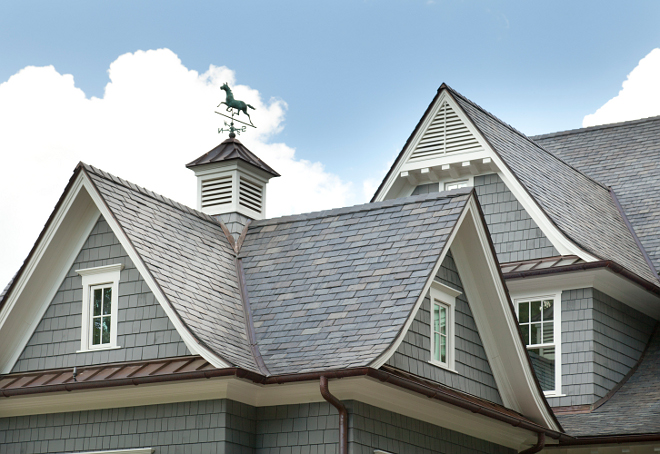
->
xmin=386 ymin=251 xmax=503 ymax=405
xmin=349 ymin=401 xmax=514 ymax=454
xmin=546 ymin=288 xmax=654 ymax=407
xmin=474 ymin=174 xmax=559 ymax=263
xmin=11 ymin=216 xmax=190 ymax=373
xmin=0 ymin=399 xmax=255 ymax=454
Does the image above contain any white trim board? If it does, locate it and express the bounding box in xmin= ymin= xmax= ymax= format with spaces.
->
xmin=369 ymin=195 xmax=558 ymax=431
xmin=373 ymin=88 xmax=598 ymax=263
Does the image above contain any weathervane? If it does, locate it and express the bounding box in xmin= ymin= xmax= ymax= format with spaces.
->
xmin=215 ymin=82 xmax=257 ymax=138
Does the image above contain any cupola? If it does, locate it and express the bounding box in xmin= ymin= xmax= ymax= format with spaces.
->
xmin=187 ymin=138 xmax=279 ymax=222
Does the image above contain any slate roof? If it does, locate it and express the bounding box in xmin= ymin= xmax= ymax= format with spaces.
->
xmin=239 ymin=189 xmax=471 ymax=374
xmin=532 ymin=116 xmax=660 ymax=275
xmin=186 ymin=137 xmax=280 ymax=177
xmin=446 ymin=87 xmax=659 ymax=285
xmin=82 ymin=164 xmax=259 ymax=372
xmin=557 ymin=327 xmax=660 ymax=436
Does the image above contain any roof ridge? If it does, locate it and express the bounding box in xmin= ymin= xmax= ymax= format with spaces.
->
xmin=82 ymin=163 xmax=223 ymax=228
xmin=251 ymin=188 xmax=472 ymax=227
xmin=531 ymin=114 xmax=660 ymax=140
xmin=445 ymin=86 xmax=610 ymax=192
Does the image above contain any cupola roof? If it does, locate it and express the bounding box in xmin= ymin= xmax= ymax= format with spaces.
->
xmin=187 ymin=137 xmax=280 ymax=177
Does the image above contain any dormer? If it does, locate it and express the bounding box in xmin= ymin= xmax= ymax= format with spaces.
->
xmin=187 ymin=138 xmax=279 ymax=221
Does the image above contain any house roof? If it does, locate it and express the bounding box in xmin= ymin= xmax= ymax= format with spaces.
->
xmin=239 ymin=189 xmax=470 ymax=374
xmin=186 ymin=137 xmax=280 ymax=177
xmin=557 ymin=326 xmax=660 ymax=437
xmin=448 ymin=87 xmax=659 ymax=285
xmin=532 ymin=115 xmax=660 ymax=275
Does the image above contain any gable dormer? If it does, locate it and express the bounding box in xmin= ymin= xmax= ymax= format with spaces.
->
xmin=187 ymin=138 xmax=279 ymax=221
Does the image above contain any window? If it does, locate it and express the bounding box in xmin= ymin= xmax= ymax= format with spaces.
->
xmin=428 ymin=281 xmax=461 ymax=371
xmin=76 ymin=263 xmax=124 ymax=352
xmin=444 ymin=180 xmax=469 ymax=191
xmin=515 ymin=293 xmax=562 ymax=395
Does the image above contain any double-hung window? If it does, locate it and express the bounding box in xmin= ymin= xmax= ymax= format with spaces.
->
xmin=515 ymin=293 xmax=562 ymax=395
xmin=76 ymin=263 xmax=123 ymax=351
xmin=429 ymin=281 xmax=461 ymax=371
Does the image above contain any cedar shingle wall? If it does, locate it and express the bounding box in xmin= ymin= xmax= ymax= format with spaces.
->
xmin=474 ymin=174 xmax=559 ymax=263
xmin=11 ymin=216 xmax=190 ymax=373
xmin=386 ymin=251 xmax=503 ymax=405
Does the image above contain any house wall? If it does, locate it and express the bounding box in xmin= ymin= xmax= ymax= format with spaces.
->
xmin=386 ymin=251 xmax=503 ymax=405
xmin=11 ymin=216 xmax=190 ymax=373
xmin=473 ymin=174 xmax=559 ymax=263
xmin=547 ymin=288 xmax=654 ymax=407
xmin=349 ymin=401 xmax=515 ymax=454
xmin=0 ymin=399 xmax=255 ymax=454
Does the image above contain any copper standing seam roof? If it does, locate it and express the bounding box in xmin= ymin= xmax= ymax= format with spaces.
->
xmin=0 ymin=357 xmax=565 ymax=440
xmin=500 ymin=255 xmax=584 ymax=275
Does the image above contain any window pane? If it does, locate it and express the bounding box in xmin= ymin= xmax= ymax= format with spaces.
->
xmin=521 ymin=324 xmax=530 ymax=346
xmin=440 ymin=306 xmax=446 ymax=335
xmin=531 ymin=300 xmax=542 ymax=322
xmin=440 ymin=335 xmax=446 ymax=363
xmin=434 ymin=333 xmax=440 ymax=361
xmin=543 ymin=300 xmax=554 ymax=321
xmin=433 ymin=305 xmax=440 ymax=333
xmin=103 ymin=288 xmax=112 ymax=315
xmin=93 ymin=318 xmax=101 ymax=345
xmin=518 ymin=302 xmax=529 ymax=323
xmin=543 ymin=321 xmax=554 ymax=343
xmin=531 ymin=323 xmax=542 ymax=345
xmin=102 ymin=316 xmax=111 ymax=344
xmin=93 ymin=289 xmax=102 ymax=316
xmin=528 ymin=347 xmax=555 ymax=391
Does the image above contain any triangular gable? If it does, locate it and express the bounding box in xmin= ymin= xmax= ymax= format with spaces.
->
xmin=373 ymin=85 xmax=659 ymax=286
xmin=0 ymin=164 xmax=250 ymax=374
xmin=370 ymin=193 xmax=560 ymax=430
xmin=10 ymin=215 xmax=191 ymax=373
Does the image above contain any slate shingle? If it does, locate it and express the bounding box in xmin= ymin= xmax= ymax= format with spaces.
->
xmin=83 ymin=164 xmax=258 ymax=372
xmin=532 ymin=116 xmax=660 ymax=275
xmin=240 ymin=190 xmax=471 ymax=375
xmin=447 ymin=88 xmax=658 ymax=284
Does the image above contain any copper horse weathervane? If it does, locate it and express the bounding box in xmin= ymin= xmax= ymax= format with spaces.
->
xmin=215 ymin=83 xmax=256 ymax=138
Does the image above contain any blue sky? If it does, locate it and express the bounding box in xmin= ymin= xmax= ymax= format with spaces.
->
xmin=1 ymin=1 xmax=659 ymax=286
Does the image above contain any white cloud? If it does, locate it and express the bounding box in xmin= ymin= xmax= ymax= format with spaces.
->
xmin=0 ymin=49 xmax=358 ymax=288
xmin=583 ymin=48 xmax=660 ymax=127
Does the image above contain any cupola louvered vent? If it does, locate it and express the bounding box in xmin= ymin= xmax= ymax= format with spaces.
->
xmin=239 ymin=176 xmax=263 ymax=214
xmin=410 ymin=101 xmax=483 ymax=161
xmin=201 ymin=175 xmax=233 ymax=209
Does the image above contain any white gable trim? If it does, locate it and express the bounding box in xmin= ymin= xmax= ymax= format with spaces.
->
xmin=79 ymin=173 xmax=231 ymax=369
xmin=0 ymin=171 xmax=231 ymax=373
xmin=370 ymin=196 xmax=559 ymax=430
xmin=373 ymin=89 xmax=598 ymax=263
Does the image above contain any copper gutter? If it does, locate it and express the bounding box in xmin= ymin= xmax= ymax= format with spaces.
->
xmin=0 ymin=365 xmax=566 ymax=443
xmin=320 ymin=376 xmax=348 ymax=454
xmin=519 ymin=433 xmax=545 ymax=454
xmin=558 ymin=433 xmax=660 ymax=446
xmin=503 ymin=260 xmax=660 ymax=298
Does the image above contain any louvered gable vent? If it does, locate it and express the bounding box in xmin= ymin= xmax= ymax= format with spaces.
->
xmin=410 ymin=101 xmax=483 ymax=161
xmin=239 ymin=176 xmax=263 ymax=214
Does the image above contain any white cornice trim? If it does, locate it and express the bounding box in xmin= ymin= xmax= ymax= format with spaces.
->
xmin=76 ymin=263 xmax=124 ymax=276
xmin=79 ymin=174 xmax=232 ymax=369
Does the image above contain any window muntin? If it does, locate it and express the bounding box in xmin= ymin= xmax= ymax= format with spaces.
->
xmin=76 ymin=263 xmax=123 ymax=351
xmin=432 ymin=301 xmax=449 ymax=365
xmin=515 ymin=294 xmax=561 ymax=395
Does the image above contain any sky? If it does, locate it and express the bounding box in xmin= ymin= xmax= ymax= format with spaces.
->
xmin=1 ymin=1 xmax=660 ymax=288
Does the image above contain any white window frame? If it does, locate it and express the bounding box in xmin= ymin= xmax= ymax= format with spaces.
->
xmin=444 ymin=179 xmax=470 ymax=191
xmin=513 ymin=291 xmax=562 ymax=397
xmin=76 ymin=263 xmax=124 ymax=352
xmin=428 ymin=280 xmax=461 ymax=372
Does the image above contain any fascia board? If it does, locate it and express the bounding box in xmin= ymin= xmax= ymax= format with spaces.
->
xmin=506 ymin=268 xmax=660 ymax=319
xmin=0 ymin=175 xmax=100 ymax=374
xmin=368 ymin=196 xmax=471 ymax=369
xmin=0 ymin=375 xmax=540 ymax=450
xmin=79 ymin=173 xmax=232 ymax=369
xmin=450 ymin=197 xmax=559 ymax=430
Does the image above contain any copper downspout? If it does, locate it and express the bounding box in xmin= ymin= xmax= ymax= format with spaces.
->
xmin=319 ymin=376 xmax=348 ymax=454
xmin=519 ymin=432 xmax=545 ymax=454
